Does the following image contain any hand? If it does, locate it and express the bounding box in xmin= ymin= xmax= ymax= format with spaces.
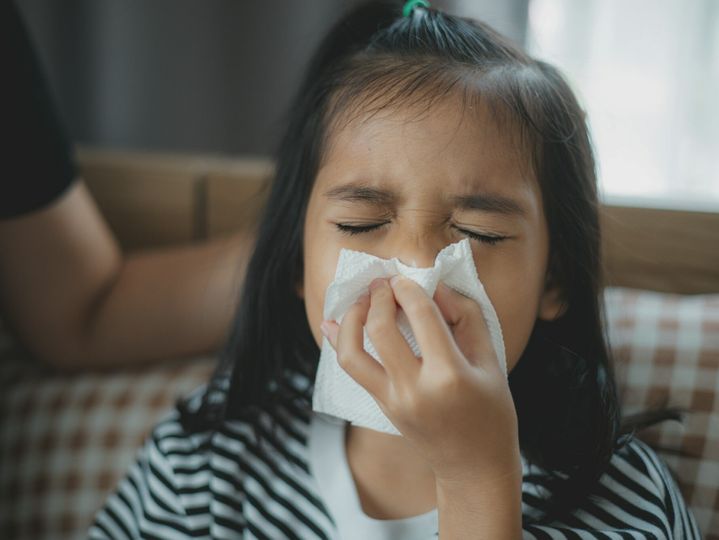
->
xmin=320 ymin=275 xmax=521 ymax=486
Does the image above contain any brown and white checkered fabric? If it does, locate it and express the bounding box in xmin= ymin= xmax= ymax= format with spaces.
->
xmin=1 ymin=285 xmax=717 ymax=539
xmin=0 ymin=347 xmax=214 ymax=540
xmin=605 ymin=286 xmax=719 ymax=540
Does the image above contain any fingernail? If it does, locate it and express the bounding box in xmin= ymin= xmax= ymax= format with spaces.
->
xmin=322 ymin=320 xmax=338 ymax=346
xmin=369 ymin=278 xmax=385 ymax=291
xmin=390 ymin=274 xmax=403 ymax=287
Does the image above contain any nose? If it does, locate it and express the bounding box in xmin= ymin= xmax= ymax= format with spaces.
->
xmin=389 ymin=235 xmax=448 ymax=268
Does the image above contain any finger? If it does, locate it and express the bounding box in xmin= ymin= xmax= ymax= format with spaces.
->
xmin=388 ymin=275 xmax=462 ymax=369
xmin=335 ymin=293 xmax=389 ymax=403
xmin=432 ymin=281 xmax=493 ymax=367
xmin=365 ymin=278 xmax=419 ymax=384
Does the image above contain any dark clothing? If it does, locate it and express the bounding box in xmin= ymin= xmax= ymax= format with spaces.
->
xmin=2 ymin=1 xmax=77 ymax=219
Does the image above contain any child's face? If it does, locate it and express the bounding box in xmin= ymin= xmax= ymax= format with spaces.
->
xmin=299 ymin=96 xmax=565 ymax=373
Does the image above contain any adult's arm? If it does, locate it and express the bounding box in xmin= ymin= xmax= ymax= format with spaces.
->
xmin=0 ymin=179 xmax=253 ymax=370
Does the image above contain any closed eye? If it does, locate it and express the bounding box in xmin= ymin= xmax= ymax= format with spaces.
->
xmin=333 ymin=222 xmax=508 ymax=245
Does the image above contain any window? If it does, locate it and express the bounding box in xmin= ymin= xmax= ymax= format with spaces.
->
xmin=527 ymin=0 xmax=719 ymax=210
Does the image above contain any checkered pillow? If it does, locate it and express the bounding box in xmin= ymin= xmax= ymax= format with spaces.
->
xmin=0 ymin=341 xmax=214 ymax=540
xmin=1 ymin=286 xmax=717 ymax=539
xmin=605 ymin=286 xmax=719 ymax=540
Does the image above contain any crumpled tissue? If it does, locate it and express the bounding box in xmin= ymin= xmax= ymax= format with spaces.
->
xmin=312 ymin=238 xmax=506 ymax=435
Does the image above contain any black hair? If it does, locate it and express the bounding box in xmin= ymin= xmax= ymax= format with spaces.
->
xmin=179 ymin=0 xmax=683 ymax=525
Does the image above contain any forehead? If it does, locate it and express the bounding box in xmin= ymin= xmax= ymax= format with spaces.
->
xmin=316 ymin=94 xmax=539 ymax=213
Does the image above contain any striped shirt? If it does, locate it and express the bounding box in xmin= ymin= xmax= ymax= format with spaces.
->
xmin=89 ymin=371 xmax=702 ymax=539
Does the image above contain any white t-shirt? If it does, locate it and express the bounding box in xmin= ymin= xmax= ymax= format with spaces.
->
xmin=308 ymin=411 xmax=439 ymax=539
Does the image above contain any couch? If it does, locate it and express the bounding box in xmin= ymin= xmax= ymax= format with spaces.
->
xmin=1 ymin=147 xmax=717 ymax=539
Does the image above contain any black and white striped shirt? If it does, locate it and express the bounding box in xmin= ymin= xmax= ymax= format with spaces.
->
xmin=89 ymin=371 xmax=702 ymax=539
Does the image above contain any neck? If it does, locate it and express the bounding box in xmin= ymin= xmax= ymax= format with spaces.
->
xmin=346 ymin=423 xmax=434 ymax=471
xmin=345 ymin=422 xmax=438 ymax=519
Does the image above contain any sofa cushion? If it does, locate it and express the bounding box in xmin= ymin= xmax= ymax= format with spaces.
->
xmin=0 ymin=341 xmax=214 ymax=540
xmin=605 ymin=287 xmax=719 ymax=539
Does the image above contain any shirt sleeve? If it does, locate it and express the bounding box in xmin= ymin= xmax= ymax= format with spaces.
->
xmin=88 ymin=429 xmax=192 ymax=539
xmin=521 ymin=438 xmax=702 ymax=539
xmin=1 ymin=0 xmax=77 ymax=219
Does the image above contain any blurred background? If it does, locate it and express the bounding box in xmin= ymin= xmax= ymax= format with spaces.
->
xmin=17 ymin=0 xmax=719 ymax=210
xmin=5 ymin=4 xmax=719 ymax=539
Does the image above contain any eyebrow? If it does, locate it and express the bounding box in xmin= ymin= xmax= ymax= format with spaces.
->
xmin=323 ymin=182 xmax=527 ymax=217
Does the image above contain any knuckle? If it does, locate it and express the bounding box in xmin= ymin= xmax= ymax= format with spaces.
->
xmin=371 ymin=283 xmax=393 ymax=302
xmin=365 ymin=315 xmax=395 ymax=342
xmin=412 ymin=299 xmax=438 ymax=322
xmin=434 ymin=369 xmax=465 ymax=394
xmin=402 ymin=392 xmax=424 ymax=418
xmin=337 ymin=349 xmax=360 ymax=372
xmin=392 ymin=384 xmax=422 ymax=418
xmin=342 ymin=306 xmax=360 ymax=325
xmin=349 ymin=295 xmax=369 ymax=313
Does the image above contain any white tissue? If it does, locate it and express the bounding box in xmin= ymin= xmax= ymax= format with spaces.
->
xmin=311 ymin=238 xmax=507 ymax=436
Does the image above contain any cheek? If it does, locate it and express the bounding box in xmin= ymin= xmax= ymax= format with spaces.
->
xmin=473 ymin=242 xmax=546 ymax=373
xmin=495 ymin=291 xmax=541 ymax=372
xmin=302 ymin=228 xmax=342 ymax=348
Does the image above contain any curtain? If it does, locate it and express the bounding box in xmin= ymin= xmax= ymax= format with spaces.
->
xmin=527 ymin=0 xmax=719 ymax=208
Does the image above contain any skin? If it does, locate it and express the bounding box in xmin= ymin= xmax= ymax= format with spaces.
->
xmin=0 ymin=180 xmax=252 ymax=370
xmin=299 ymin=94 xmax=566 ymax=537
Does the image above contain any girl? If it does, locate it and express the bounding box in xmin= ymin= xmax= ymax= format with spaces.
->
xmin=90 ymin=1 xmax=701 ymax=538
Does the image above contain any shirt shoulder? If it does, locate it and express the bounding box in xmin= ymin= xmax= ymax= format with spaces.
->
xmin=90 ymin=380 xmax=334 ymax=539
xmin=521 ymin=436 xmax=703 ymax=539
xmin=610 ymin=437 xmax=702 ymax=538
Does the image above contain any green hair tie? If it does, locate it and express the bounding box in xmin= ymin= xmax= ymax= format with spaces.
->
xmin=402 ymin=0 xmax=430 ymax=17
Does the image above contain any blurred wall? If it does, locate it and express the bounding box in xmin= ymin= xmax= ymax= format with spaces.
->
xmin=17 ymin=0 xmax=528 ymax=156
